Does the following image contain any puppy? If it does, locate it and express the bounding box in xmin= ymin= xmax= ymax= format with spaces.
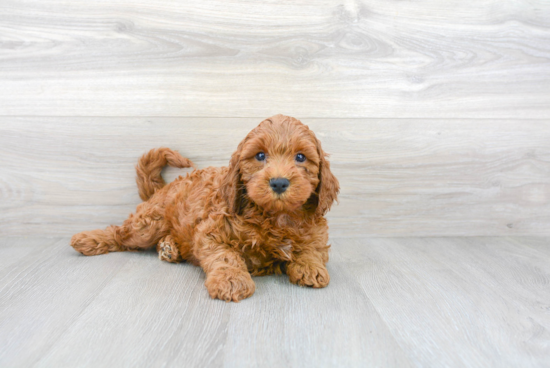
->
xmin=71 ymin=114 xmax=339 ymax=302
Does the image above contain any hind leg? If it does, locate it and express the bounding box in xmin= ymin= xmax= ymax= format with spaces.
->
xmin=156 ymin=235 xmax=182 ymax=263
xmin=71 ymin=202 xmax=168 ymax=256
xmin=70 ymin=225 xmax=123 ymax=256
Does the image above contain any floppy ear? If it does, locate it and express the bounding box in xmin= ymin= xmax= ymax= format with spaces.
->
xmin=221 ymin=141 xmax=247 ymax=215
xmin=314 ymin=138 xmax=339 ymax=216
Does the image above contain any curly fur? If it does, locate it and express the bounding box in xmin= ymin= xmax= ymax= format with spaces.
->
xmin=71 ymin=114 xmax=340 ymax=302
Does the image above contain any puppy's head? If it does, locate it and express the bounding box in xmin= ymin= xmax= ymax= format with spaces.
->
xmin=222 ymin=114 xmax=339 ymax=216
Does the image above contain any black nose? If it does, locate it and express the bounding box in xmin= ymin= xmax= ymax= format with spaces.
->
xmin=269 ymin=178 xmax=290 ymax=194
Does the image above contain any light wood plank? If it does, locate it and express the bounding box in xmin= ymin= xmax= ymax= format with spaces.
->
xmin=0 ymin=238 xmax=130 ymax=367
xmin=221 ymin=256 xmax=411 ymax=367
xmin=35 ymin=247 xmax=231 ymax=367
xmin=0 ymin=0 xmax=549 ymax=117
xmin=410 ymin=237 xmax=550 ymax=331
xmin=1 ymin=236 xmax=550 ymax=367
xmin=511 ymin=236 xmax=550 ymax=257
xmin=1 ymin=117 xmax=549 ymax=237
xmin=34 ymin=245 xmax=412 ymax=368
xmin=334 ymin=237 xmax=550 ymax=367
xmin=0 ymin=237 xmax=55 ymax=271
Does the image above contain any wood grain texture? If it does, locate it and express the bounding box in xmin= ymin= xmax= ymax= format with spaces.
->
xmin=0 ymin=238 xmax=131 ymax=367
xmin=0 ymin=237 xmax=55 ymax=272
xmin=0 ymin=0 xmax=549 ymax=118
xmin=1 ymin=117 xmax=549 ymax=237
xmin=332 ymin=237 xmax=550 ymax=368
xmin=36 ymin=241 xmax=412 ymax=368
xmin=221 ymin=251 xmax=411 ymax=367
xmin=0 ymin=236 xmax=549 ymax=367
xmin=35 ymin=246 xmax=230 ymax=368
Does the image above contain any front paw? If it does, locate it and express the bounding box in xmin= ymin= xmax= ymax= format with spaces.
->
xmin=205 ymin=268 xmax=256 ymax=302
xmin=287 ymin=260 xmax=330 ymax=288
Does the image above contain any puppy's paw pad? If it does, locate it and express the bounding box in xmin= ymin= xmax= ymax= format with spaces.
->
xmin=157 ymin=241 xmax=180 ymax=263
xmin=205 ymin=269 xmax=256 ymax=302
xmin=287 ymin=261 xmax=330 ymax=288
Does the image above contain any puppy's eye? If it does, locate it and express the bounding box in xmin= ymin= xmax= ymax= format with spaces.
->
xmin=255 ymin=152 xmax=266 ymax=161
xmin=295 ymin=153 xmax=306 ymax=162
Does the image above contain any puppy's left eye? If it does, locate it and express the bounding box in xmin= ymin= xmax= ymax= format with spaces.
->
xmin=255 ymin=152 xmax=266 ymax=161
xmin=295 ymin=153 xmax=306 ymax=162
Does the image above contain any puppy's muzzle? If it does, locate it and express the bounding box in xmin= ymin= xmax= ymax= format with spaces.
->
xmin=269 ymin=178 xmax=289 ymax=194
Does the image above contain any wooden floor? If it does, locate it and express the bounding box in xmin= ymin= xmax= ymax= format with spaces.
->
xmin=1 ymin=236 xmax=549 ymax=367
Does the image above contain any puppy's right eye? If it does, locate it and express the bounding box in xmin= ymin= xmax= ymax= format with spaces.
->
xmin=255 ymin=152 xmax=266 ymax=161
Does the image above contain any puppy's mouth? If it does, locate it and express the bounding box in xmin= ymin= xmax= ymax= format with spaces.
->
xmin=270 ymin=191 xmax=307 ymax=211
xmin=246 ymin=175 xmax=312 ymax=213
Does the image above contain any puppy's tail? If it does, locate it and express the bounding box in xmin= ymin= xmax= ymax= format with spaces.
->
xmin=136 ymin=147 xmax=196 ymax=201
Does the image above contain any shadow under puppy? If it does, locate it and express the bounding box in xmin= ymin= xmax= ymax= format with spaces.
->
xmin=71 ymin=114 xmax=339 ymax=302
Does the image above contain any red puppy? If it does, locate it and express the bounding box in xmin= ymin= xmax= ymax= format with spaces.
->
xmin=71 ymin=114 xmax=339 ymax=302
